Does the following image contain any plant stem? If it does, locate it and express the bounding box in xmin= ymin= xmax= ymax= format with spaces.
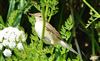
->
xmin=70 ymin=0 xmax=83 ymax=61
xmin=83 ymin=0 xmax=99 ymax=16
xmin=91 ymin=28 xmax=95 ymax=55
xmin=41 ymin=7 xmax=46 ymax=39
xmin=45 ymin=2 xmax=48 ymax=21
xmin=58 ymin=5 xmax=63 ymax=31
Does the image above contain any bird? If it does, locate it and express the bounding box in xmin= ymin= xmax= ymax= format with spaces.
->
xmin=33 ymin=13 xmax=78 ymax=54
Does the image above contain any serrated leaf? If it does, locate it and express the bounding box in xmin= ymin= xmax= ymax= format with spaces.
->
xmin=65 ymin=31 xmax=71 ymax=41
xmin=65 ymin=15 xmax=74 ymax=31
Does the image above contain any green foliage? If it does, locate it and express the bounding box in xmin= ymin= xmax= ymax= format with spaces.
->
xmin=27 ymin=14 xmax=79 ymax=61
xmin=83 ymin=0 xmax=100 ymax=60
xmin=7 ymin=0 xmax=32 ymax=27
xmin=0 ymin=0 xmax=100 ymax=61
xmin=7 ymin=10 xmax=21 ymax=26
xmin=0 ymin=15 xmax=5 ymax=29
xmin=0 ymin=16 xmax=4 ymax=25
xmin=33 ymin=0 xmax=58 ymax=39
xmin=7 ymin=0 xmax=16 ymax=19
xmin=85 ymin=9 xmax=100 ymax=28
xmin=67 ymin=55 xmax=80 ymax=61
xmin=60 ymin=15 xmax=73 ymax=41
xmin=95 ymin=21 xmax=100 ymax=43
xmin=33 ymin=0 xmax=58 ymax=22
xmin=0 ymin=52 xmax=5 ymax=61
xmin=83 ymin=0 xmax=100 ymax=28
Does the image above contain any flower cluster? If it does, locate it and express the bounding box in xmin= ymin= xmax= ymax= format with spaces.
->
xmin=0 ymin=27 xmax=27 ymax=57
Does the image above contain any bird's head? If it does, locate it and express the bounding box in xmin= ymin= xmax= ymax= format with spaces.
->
xmin=33 ymin=13 xmax=42 ymax=21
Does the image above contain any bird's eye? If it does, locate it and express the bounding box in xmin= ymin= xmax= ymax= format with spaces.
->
xmin=39 ymin=15 xmax=42 ymax=17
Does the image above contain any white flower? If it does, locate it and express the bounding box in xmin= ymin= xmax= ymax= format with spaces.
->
xmin=2 ymin=39 xmax=9 ymax=46
xmin=90 ymin=55 xmax=99 ymax=61
xmin=17 ymin=42 xmax=24 ymax=50
xmin=3 ymin=32 xmax=9 ymax=40
xmin=9 ymin=33 xmax=16 ymax=42
xmin=2 ymin=27 xmax=8 ymax=33
xmin=2 ymin=28 xmax=9 ymax=39
xmin=15 ymin=31 xmax=22 ymax=42
xmin=16 ymin=33 xmax=21 ymax=42
xmin=0 ymin=31 xmax=3 ymax=42
xmin=3 ymin=49 xmax=12 ymax=57
xmin=0 ymin=43 xmax=3 ymax=50
xmin=12 ymin=27 xmax=19 ymax=34
xmin=9 ymin=41 xmax=16 ymax=49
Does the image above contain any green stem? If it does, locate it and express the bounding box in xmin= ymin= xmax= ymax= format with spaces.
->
xmin=83 ymin=0 xmax=100 ymax=16
xmin=75 ymin=13 xmax=86 ymax=28
xmin=48 ymin=9 xmax=53 ymax=22
xmin=45 ymin=3 xmax=48 ymax=21
xmin=41 ymin=2 xmax=48 ymax=39
xmin=48 ymin=6 xmax=54 ymax=22
xmin=70 ymin=0 xmax=83 ymax=61
xmin=48 ymin=14 xmax=52 ymax=22
xmin=41 ymin=7 xmax=46 ymax=39
xmin=85 ymin=17 xmax=98 ymax=28
xmin=91 ymin=28 xmax=95 ymax=55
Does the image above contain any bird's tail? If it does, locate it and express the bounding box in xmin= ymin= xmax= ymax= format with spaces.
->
xmin=59 ymin=40 xmax=78 ymax=54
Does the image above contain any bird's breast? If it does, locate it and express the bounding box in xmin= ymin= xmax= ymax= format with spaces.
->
xmin=35 ymin=21 xmax=43 ymax=38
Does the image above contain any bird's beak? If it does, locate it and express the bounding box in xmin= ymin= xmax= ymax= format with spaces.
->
xmin=33 ymin=13 xmax=41 ymax=17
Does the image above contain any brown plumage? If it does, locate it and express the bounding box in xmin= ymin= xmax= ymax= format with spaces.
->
xmin=34 ymin=13 xmax=78 ymax=54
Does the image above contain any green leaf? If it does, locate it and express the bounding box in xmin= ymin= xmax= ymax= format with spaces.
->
xmin=0 ymin=24 xmax=5 ymax=30
xmin=56 ymin=56 xmax=66 ymax=61
xmin=0 ymin=16 xmax=5 ymax=29
xmin=7 ymin=0 xmax=16 ymax=19
xmin=0 ymin=52 xmax=5 ymax=61
xmin=65 ymin=15 xmax=74 ymax=31
xmin=65 ymin=31 xmax=71 ymax=41
xmin=67 ymin=58 xmax=71 ymax=61
xmin=23 ymin=4 xmax=32 ymax=14
xmin=0 ymin=15 xmax=4 ymax=25
xmin=7 ymin=10 xmax=22 ymax=27
xmin=13 ymin=12 xmax=22 ymax=27
xmin=28 ymin=15 xmax=35 ymax=26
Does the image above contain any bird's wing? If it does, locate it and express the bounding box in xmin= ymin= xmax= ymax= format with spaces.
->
xmin=46 ymin=22 xmax=61 ymax=39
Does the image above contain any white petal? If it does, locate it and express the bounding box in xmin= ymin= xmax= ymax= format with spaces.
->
xmin=3 ymin=49 xmax=12 ymax=57
xmin=17 ymin=42 xmax=24 ymax=50
xmin=9 ymin=41 xmax=16 ymax=49
xmin=9 ymin=33 xmax=16 ymax=42
xmin=0 ymin=33 xmax=3 ymax=42
xmin=0 ymin=43 xmax=3 ymax=50
xmin=2 ymin=40 xmax=9 ymax=46
xmin=90 ymin=55 xmax=99 ymax=61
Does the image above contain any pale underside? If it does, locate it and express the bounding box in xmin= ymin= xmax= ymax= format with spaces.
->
xmin=34 ymin=13 xmax=78 ymax=54
xmin=35 ymin=20 xmax=60 ymax=45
